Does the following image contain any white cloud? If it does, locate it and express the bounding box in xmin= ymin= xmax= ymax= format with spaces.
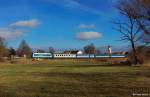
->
xmin=65 ymin=0 xmax=102 ymax=15
xmin=0 ymin=28 xmax=24 ymax=39
xmin=79 ymin=24 xmax=96 ymax=29
xmin=47 ymin=0 xmax=104 ymax=16
xmin=10 ymin=19 xmax=39 ymax=27
xmin=76 ymin=31 xmax=102 ymax=40
xmin=47 ymin=0 xmax=80 ymax=8
xmin=64 ymin=0 xmax=80 ymax=8
xmin=0 ymin=19 xmax=39 ymax=39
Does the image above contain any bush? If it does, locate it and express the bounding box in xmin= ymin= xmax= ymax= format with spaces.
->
xmin=0 ymin=57 xmax=5 ymax=62
xmin=128 ymin=46 xmax=150 ymax=64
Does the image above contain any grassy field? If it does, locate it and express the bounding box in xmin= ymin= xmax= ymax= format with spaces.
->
xmin=0 ymin=60 xmax=150 ymax=97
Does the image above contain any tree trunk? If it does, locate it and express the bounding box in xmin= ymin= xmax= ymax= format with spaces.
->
xmin=131 ymin=40 xmax=138 ymax=65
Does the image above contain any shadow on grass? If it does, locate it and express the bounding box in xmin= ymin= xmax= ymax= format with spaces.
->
xmin=53 ymin=62 xmax=132 ymax=68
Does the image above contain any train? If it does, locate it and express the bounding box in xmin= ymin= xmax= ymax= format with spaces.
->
xmin=32 ymin=53 xmax=127 ymax=59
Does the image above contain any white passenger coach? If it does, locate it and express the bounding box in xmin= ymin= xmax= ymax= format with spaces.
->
xmin=53 ymin=54 xmax=76 ymax=58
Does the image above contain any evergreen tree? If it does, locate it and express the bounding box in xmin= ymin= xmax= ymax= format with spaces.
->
xmin=17 ymin=40 xmax=32 ymax=57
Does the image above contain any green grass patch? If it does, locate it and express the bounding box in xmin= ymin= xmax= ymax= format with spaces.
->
xmin=0 ymin=61 xmax=150 ymax=97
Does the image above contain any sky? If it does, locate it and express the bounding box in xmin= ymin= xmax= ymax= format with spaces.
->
xmin=0 ymin=0 xmax=128 ymax=50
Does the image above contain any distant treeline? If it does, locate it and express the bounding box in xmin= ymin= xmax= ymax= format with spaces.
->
xmin=0 ymin=38 xmax=102 ymax=60
xmin=0 ymin=37 xmax=150 ymax=64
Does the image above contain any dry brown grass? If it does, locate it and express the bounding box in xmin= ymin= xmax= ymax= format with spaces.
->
xmin=0 ymin=60 xmax=150 ymax=97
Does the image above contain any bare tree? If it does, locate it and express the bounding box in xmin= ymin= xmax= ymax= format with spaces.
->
xmin=9 ymin=47 xmax=16 ymax=60
xmin=37 ymin=49 xmax=46 ymax=53
xmin=96 ymin=49 xmax=101 ymax=55
xmin=134 ymin=0 xmax=150 ymax=44
xmin=49 ymin=47 xmax=55 ymax=54
xmin=118 ymin=0 xmax=150 ymax=44
xmin=0 ymin=37 xmax=8 ymax=58
xmin=84 ymin=43 xmax=96 ymax=54
xmin=114 ymin=0 xmax=143 ymax=65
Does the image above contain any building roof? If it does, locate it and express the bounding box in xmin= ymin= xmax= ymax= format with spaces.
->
xmin=64 ymin=50 xmax=79 ymax=54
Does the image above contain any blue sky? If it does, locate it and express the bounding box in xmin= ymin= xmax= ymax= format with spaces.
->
xmin=0 ymin=0 xmax=128 ymax=50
